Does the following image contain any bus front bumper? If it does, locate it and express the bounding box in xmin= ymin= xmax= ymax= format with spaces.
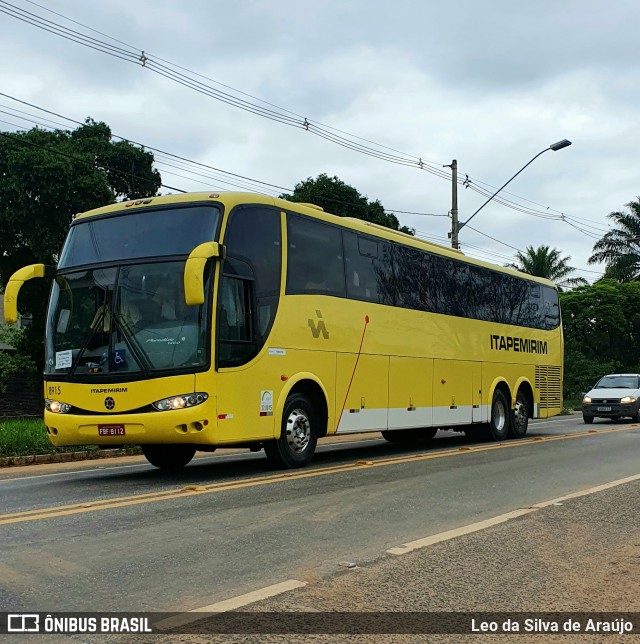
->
xmin=44 ymin=401 xmax=217 ymax=447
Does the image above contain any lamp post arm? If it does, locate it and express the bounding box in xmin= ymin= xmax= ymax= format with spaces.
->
xmin=458 ymin=147 xmax=550 ymax=231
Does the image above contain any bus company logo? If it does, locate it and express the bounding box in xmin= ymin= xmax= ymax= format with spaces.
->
xmin=490 ymin=334 xmax=548 ymax=355
xmin=7 ymin=614 xmax=40 ymax=633
xmin=104 ymin=397 xmax=115 ymax=410
xmin=308 ymin=310 xmax=329 ymax=340
xmin=90 ymin=387 xmax=128 ymax=394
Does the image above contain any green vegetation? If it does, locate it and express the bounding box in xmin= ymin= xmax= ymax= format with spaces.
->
xmin=0 ymin=120 xmax=161 ymax=372
xmin=506 ymin=245 xmax=587 ymax=290
xmin=560 ymin=279 xmax=640 ymax=398
xmin=589 ymin=197 xmax=640 ymax=281
xmin=280 ymin=173 xmax=415 ymax=235
xmin=0 ymin=417 xmax=98 ymax=457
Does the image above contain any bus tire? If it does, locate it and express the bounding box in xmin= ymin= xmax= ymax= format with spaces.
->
xmin=508 ymin=391 xmax=529 ymax=438
xmin=487 ymin=389 xmax=510 ymax=441
xmin=265 ymin=393 xmax=318 ymax=469
xmin=141 ymin=444 xmax=196 ymax=470
xmin=381 ymin=428 xmax=437 ymax=443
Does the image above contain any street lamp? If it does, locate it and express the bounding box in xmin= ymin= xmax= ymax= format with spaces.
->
xmin=450 ymin=139 xmax=572 ymax=249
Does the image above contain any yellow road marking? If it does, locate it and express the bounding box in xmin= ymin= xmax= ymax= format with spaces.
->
xmin=0 ymin=425 xmax=637 ymax=526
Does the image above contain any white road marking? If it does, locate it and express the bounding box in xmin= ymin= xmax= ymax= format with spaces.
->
xmin=387 ymin=509 xmax=536 ymax=555
xmin=388 ymin=471 xmax=640 ymax=556
xmin=155 ymin=579 xmax=307 ymax=629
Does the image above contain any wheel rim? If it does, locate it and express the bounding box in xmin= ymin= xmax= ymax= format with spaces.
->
xmin=513 ymin=400 xmax=527 ymax=433
xmin=285 ymin=408 xmax=311 ymax=453
xmin=493 ymin=399 xmax=506 ymax=432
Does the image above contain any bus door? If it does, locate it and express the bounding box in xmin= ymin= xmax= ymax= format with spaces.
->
xmin=336 ymin=353 xmax=389 ymax=433
xmin=388 ymin=356 xmax=434 ymax=430
xmin=433 ymin=359 xmax=473 ymax=426
xmin=472 ymin=362 xmax=483 ymax=423
xmin=213 ymin=205 xmax=283 ymax=443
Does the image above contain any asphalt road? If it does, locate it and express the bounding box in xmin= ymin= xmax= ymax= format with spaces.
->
xmin=1 ymin=414 xmax=639 ymax=616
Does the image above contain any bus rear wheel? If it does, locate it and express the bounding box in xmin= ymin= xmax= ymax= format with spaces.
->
xmin=141 ymin=444 xmax=196 ymax=470
xmin=487 ymin=389 xmax=510 ymax=441
xmin=265 ymin=393 xmax=318 ymax=469
xmin=381 ymin=428 xmax=437 ymax=443
xmin=508 ymin=391 xmax=529 ymax=438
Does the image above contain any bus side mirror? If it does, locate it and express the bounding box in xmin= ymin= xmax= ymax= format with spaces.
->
xmin=4 ymin=264 xmax=56 ymax=324
xmin=184 ymin=242 xmax=225 ymax=306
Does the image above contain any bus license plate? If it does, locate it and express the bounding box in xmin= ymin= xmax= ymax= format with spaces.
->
xmin=98 ymin=424 xmax=125 ymax=436
xmin=596 ymin=406 xmax=611 ymax=412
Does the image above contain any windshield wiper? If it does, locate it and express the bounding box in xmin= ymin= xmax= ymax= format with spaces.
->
xmin=111 ymin=311 xmax=152 ymax=376
xmin=70 ymin=306 xmax=109 ymax=376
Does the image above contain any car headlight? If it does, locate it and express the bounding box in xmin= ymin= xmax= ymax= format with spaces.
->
xmin=582 ymin=396 xmax=592 ymax=404
xmin=621 ymin=396 xmax=637 ymax=404
xmin=152 ymin=392 xmax=208 ymax=411
xmin=45 ymin=398 xmax=72 ymax=414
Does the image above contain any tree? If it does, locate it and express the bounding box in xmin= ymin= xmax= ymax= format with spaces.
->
xmin=560 ymin=280 xmax=640 ymax=396
xmin=507 ymin=245 xmax=587 ymax=290
xmin=0 ymin=120 xmax=162 ymax=371
xmin=588 ymin=197 xmax=640 ymax=281
xmin=280 ymin=174 xmax=414 ymax=235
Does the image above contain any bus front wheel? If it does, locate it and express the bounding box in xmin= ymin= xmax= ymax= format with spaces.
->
xmin=265 ymin=393 xmax=318 ymax=469
xmin=487 ymin=389 xmax=510 ymax=441
xmin=141 ymin=444 xmax=196 ymax=470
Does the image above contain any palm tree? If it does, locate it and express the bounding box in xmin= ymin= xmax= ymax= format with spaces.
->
xmin=507 ymin=245 xmax=587 ymax=290
xmin=588 ymin=198 xmax=640 ymax=281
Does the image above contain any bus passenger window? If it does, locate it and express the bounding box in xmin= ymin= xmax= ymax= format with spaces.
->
xmin=286 ymin=215 xmax=345 ymax=297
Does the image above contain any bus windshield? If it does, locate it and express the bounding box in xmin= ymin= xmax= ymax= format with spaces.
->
xmin=58 ymin=205 xmax=220 ymax=268
xmin=45 ymin=262 xmax=211 ymax=376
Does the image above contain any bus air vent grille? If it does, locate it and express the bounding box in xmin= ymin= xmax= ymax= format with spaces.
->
xmin=535 ymin=365 xmax=562 ymax=409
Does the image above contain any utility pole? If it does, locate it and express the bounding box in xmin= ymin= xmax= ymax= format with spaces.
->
xmin=447 ymin=159 xmax=459 ymax=249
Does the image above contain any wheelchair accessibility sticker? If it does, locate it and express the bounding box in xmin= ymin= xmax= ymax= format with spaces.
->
xmin=111 ymin=349 xmax=126 ymax=368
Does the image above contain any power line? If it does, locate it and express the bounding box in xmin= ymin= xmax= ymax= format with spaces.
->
xmin=3 ymin=0 xmax=611 ymax=239
xmin=0 ymin=92 xmax=457 ymax=220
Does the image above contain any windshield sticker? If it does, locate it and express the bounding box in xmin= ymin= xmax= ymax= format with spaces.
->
xmin=268 ymin=348 xmax=286 ymax=356
xmin=55 ymin=350 xmax=73 ymax=370
xmin=260 ymin=390 xmax=273 ymax=416
xmin=111 ymin=349 xmax=126 ymax=368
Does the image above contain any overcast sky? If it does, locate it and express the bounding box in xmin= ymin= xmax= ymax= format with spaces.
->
xmin=2 ymin=0 xmax=639 ymax=282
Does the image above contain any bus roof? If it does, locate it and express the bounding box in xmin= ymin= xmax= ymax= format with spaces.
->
xmin=74 ymin=191 xmax=557 ymax=289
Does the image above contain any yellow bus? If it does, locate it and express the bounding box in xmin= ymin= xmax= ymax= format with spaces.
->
xmin=4 ymin=192 xmax=563 ymax=470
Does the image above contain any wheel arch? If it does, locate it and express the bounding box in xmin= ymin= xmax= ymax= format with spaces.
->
xmin=274 ymin=374 xmax=330 ymax=439
xmin=514 ymin=378 xmax=535 ymax=419
xmin=488 ymin=378 xmax=512 ymax=410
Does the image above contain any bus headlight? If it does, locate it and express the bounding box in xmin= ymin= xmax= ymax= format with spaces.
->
xmin=621 ymin=396 xmax=637 ymax=404
xmin=582 ymin=396 xmax=592 ymax=404
xmin=152 ymin=392 xmax=208 ymax=411
xmin=45 ymin=399 xmax=72 ymax=414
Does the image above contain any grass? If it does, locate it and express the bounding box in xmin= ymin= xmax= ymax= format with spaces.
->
xmin=562 ymin=398 xmax=583 ymax=414
xmin=0 ymin=418 xmax=97 ymax=457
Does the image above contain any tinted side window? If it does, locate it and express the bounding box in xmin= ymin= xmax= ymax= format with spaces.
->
xmin=394 ymin=245 xmax=424 ymax=311
xmin=225 ymin=206 xmax=281 ymax=299
xmin=286 ymin=216 xmax=345 ymax=297
xmin=218 ymin=206 xmax=282 ymax=367
xmin=542 ymin=286 xmax=560 ymax=329
xmin=344 ymin=232 xmax=395 ymax=305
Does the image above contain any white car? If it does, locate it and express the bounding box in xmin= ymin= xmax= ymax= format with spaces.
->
xmin=582 ymin=373 xmax=640 ymax=424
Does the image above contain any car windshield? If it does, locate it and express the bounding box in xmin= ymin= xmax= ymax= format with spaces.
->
xmin=594 ymin=375 xmax=639 ymax=389
xmin=45 ymin=262 xmax=211 ymax=376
